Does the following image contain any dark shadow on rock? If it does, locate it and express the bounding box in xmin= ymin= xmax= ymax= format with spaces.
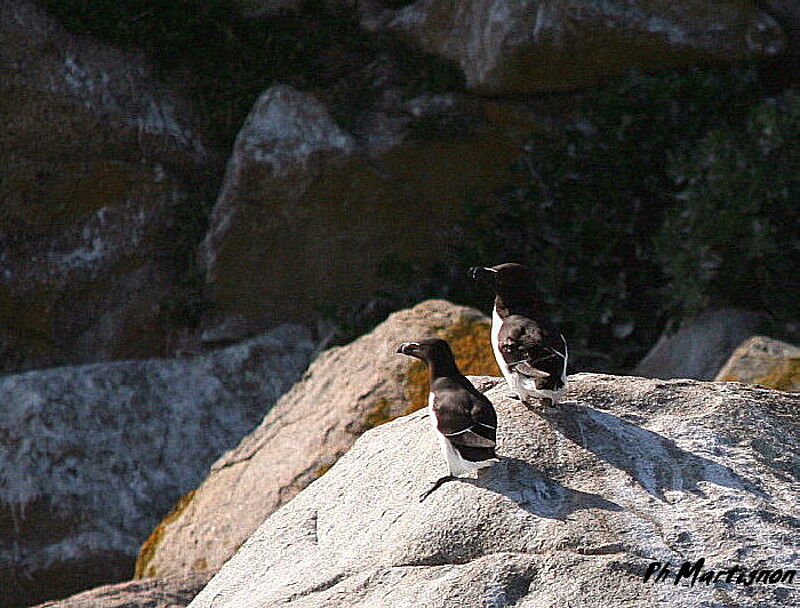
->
xmin=456 ymin=457 xmax=623 ymax=520
xmin=540 ymin=401 xmax=766 ymax=501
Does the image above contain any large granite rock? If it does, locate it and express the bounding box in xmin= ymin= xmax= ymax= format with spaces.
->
xmin=136 ymin=299 xmax=500 ymax=580
xmin=190 ymin=373 xmax=799 ymax=607
xmin=634 ymin=307 xmax=766 ymax=381
xmin=0 ymin=0 xmax=215 ymax=373
xmin=32 ymin=573 xmax=211 ymax=608
xmin=716 ymin=335 xmax=800 ymax=392
xmin=0 ymin=325 xmax=314 ymax=608
xmin=360 ymin=0 xmax=785 ymax=93
xmin=198 ymin=83 xmax=529 ymax=327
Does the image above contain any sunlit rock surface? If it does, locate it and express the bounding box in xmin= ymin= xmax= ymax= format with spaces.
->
xmin=137 ymin=300 xmax=500 ymax=580
xmin=190 ymin=373 xmax=799 ymax=607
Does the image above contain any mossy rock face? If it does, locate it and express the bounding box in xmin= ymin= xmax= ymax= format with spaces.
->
xmin=382 ymin=0 xmax=785 ymax=93
xmin=0 ymin=0 xmax=215 ymax=373
xmin=135 ymin=299 xmax=497 ymax=581
xmin=200 ymin=85 xmax=525 ymax=327
xmin=0 ymin=157 xmax=191 ymax=372
xmin=715 ymin=335 xmax=800 ymax=392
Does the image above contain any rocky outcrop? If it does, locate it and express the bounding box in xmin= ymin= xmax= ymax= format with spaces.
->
xmin=634 ymin=308 xmax=766 ymax=381
xmin=0 ymin=0 xmax=215 ymax=373
xmin=0 ymin=325 xmax=313 ymax=608
xmin=136 ymin=299 xmax=500 ymax=580
xmin=716 ymin=335 xmax=800 ymax=392
xmin=198 ymin=82 xmax=530 ymax=326
xmin=190 ymin=373 xmax=800 ymax=607
xmin=361 ymin=0 xmax=785 ymax=93
xmin=32 ymin=573 xmax=211 ymax=608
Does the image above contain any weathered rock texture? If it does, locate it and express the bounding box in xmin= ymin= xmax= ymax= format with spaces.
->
xmin=190 ymin=373 xmax=799 ymax=608
xmin=0 ymin=0 xmax=215 ymax=373
xmin=0 ymin=325 xmax=313 ymax=608
xmin=32 ymin=573 xmax=211 ymax=608
xmin=716 ymin=335 xmax=800 ymax=392
xmin=198 ymin=83 xmax=528 ymax=325
xmin=136 ymin=299 xmax=500 ymax=580
xmin=634 ymin=307 xmax=766 ymax=381
xmin=362 ymin=0 xmax=785 ymax=93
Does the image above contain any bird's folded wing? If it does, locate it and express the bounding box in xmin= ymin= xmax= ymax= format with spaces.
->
xmin=510 ymin=360 xmax=551 ymax=379
xmin=443 ymin=426 xmax=496 ymax=448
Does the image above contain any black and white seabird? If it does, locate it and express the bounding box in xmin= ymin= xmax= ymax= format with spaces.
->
xmin=397 ymin=338 xmax=499 ymax=501
xmin=470 ymin=263 xmax=568 ymax=408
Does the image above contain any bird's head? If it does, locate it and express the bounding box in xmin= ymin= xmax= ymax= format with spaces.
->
xmin=469 ymin=263 xmax=536 ymax=303
xmin=397 ymin=338 xmax=457 ymax=371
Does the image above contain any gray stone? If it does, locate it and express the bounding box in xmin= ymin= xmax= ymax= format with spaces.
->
xmin=190 ymin=373 xmax=800 ymax=607
xmin=362 ymin=0 xmax=785 ymax=93
xmin=635 ymin=307 xmax=766 ymax=381
xmin=137 ymin=300 xmax=500 ymax=580
xmin=0 ymin=325 xmax=314 ymax=608
xmin=31 ymin=573 xmax=211 ymax=608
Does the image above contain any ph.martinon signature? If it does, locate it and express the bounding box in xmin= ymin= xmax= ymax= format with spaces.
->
xmin=644 ymin=558 xmax=796 ymax=587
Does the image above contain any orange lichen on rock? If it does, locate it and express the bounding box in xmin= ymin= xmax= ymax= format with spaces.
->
xmin=403 ymin=317 xmax=500 ymax=415
xmin=715 ymin=336 xmax=800 ymax=392
xmin=135 ymin=489 xmax=197 ymax=579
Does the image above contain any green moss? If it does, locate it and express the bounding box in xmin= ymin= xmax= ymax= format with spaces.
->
xmin=656 ymin=91 xmax=800 ymax=323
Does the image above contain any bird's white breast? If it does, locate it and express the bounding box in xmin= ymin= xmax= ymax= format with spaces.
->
xmin=491 ymin=306 xmax=513 ymax=386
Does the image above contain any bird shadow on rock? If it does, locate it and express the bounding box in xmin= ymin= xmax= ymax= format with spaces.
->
xmin=456 ymin=457 xmax=623 ymax=520
xmin=539 ymin=401 xmax=766 ymax=502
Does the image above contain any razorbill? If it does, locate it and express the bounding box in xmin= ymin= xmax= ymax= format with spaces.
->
xmin=470 ymin=263 xmax=568 ymax=408
xmin=397 ymin=338 xmax=499 ymax=501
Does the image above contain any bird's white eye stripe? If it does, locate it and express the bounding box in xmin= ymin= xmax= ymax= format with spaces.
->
xmin=444 ymin=427 xmax=474 ymax=437
xmin=476 ymin=422 xmax=496 ymax=430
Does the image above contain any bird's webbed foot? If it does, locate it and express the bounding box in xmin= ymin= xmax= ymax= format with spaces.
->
xmin=419 ymin=475 xmax=456 ymax=502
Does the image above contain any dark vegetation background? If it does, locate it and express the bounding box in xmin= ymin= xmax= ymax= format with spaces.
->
xmin=43 ymin=0 xmax=800 ymax=372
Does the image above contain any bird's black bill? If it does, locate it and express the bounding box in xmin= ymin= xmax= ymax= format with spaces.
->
xmin=397 ymin=342 xmax=417 ymax=355
xmin=419 ymin=475 xmax=456 ymax=502
xmin=469 ymin=266 xmax=496 ymax=284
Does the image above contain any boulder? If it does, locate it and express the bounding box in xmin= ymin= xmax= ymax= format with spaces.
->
xmin=716 ymin=335 xmax=800 ymax=392
xmin=0 ymin=0 xmax=215 ymax=374
xmin=189 ymin=373 xmax=800 ymax=607
xmin=361 ymin=0 xmax=785 ymax=93
xmin=198 ymin=83 xmax=529 ymax=327
xmin=136 ymin=299 xmax=500 ymax=580
xmin=634 ymin=307 xmax=766 ymax=381
xmin=0 ymin=325 xmax=314 ymax=608
xmin=31 ymin=573 xmax=211 ymax=608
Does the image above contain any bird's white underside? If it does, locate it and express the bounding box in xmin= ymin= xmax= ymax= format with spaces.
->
xmin=428 ymin=392 xmax=496 ymax=477
xmin=491 ymin=306 xmax=568 ymax=404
